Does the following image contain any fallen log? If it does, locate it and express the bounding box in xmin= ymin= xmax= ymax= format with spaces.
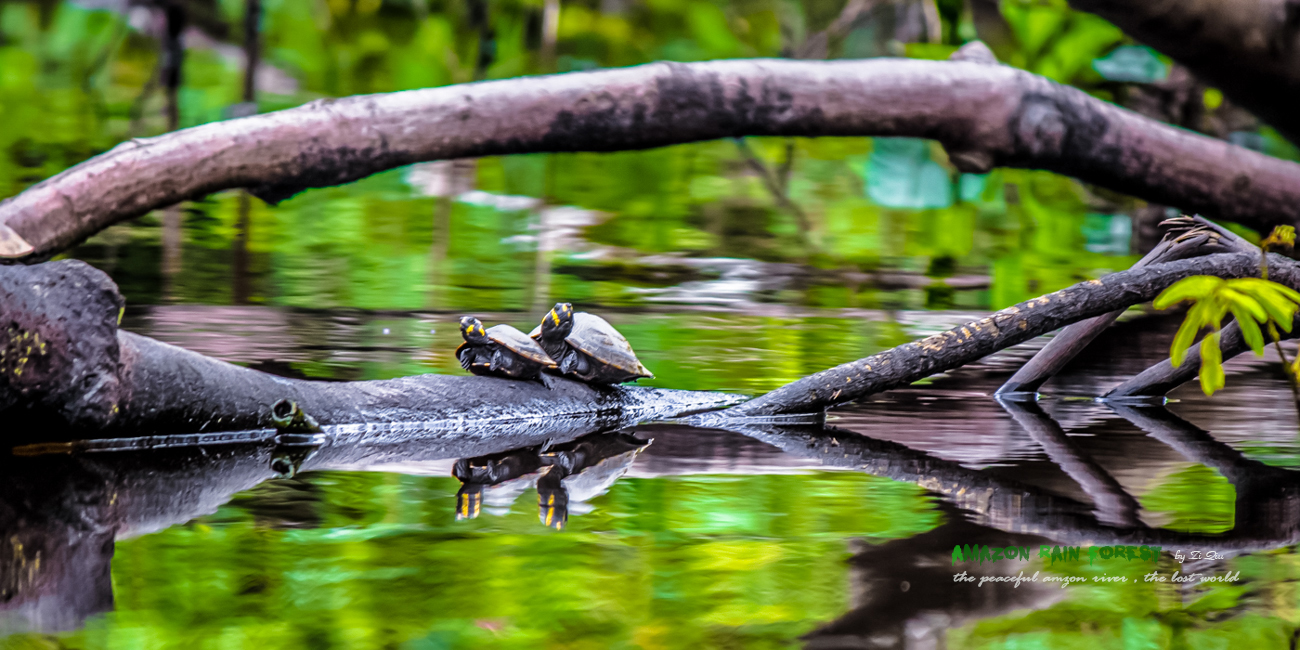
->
xmin=729 ymin=252 xmax=1300 ymax=416
xmin=4 ymin=44 xmax=1300 ymax=260
xmin=0 ymin=260 xmax=743 ymax=440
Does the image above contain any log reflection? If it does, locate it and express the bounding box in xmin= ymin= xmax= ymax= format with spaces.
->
xmin=5 ymin=404 xmax=1300 ymax=639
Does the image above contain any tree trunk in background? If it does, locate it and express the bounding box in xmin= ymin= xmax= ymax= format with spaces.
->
xmin=161 ymin=1 xmax=185 ymax=132
xmin=1068 ymin=0 xmax=1300 ymax=145
xmin=242 ymin=0 xmax=261 ymax=105
xmin=540 ymin=0 xmax=560 ymax=71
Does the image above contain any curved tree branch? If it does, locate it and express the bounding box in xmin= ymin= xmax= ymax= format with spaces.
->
xmin=730 ymin=252 xmax=1300 ymax=416
xmin=4 ymin=50 xmax=1300 ymax=260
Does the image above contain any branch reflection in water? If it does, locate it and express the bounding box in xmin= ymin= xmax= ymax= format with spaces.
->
xmin=4 ymin=401 xmax=1300 ymax=645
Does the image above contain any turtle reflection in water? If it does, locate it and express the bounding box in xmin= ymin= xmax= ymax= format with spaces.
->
xmin=452 ymin=447 xmax=544 ymax=521
xmin=531 ymin=303 xmax=653 ymax=385
xmin=456 ymin=316 xmax=557 ymax=381
xmin=451 ymin=432 xmax=651 ymax=529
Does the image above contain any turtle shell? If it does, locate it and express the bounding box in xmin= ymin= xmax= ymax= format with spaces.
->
xmin=565 ymin=313 xmax=653 ymax=379
xmin=487 ymin=324 xmax=557 ymax=367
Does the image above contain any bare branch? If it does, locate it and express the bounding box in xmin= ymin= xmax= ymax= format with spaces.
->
xmin=4 ymin=54 xmax=1300 ymax=261
xmin=995 ymin=216 xmax=1258 ymax=396
xmin=729 ymin=252 xmax=1300 ymax=416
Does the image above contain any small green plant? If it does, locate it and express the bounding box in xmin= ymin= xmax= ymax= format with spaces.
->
xmin=1155 ymin=225 xmax=1300 ymax=396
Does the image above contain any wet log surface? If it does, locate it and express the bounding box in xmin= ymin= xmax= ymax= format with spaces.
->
xmin=0 ymin=261 xmax=742 ymax=441
xmin=4 ymin=46 xmax=1300 ymax=260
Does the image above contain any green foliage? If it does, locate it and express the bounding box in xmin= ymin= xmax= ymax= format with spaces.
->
xmin=1155 ymin=275 xmax=1300 ymax=395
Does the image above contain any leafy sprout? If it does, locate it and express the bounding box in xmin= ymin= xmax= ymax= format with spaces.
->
xmin=1154 ymin=275 xmax=1300 ymax=395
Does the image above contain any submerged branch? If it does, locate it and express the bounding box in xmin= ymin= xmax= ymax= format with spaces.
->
xmin=4 ymin=47 xmax=1300 ymax=260
xmin=1104 ymin=314 xmax=1300 ymax=400
xmin=731 ymin=252 xmax=1300 ymax=416
xmin=996 ymin=217 xmax=1257 ymax=396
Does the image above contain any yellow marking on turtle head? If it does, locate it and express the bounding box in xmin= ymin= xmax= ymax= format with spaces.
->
xmin=550 ymin=310 xmax=560 ymax=325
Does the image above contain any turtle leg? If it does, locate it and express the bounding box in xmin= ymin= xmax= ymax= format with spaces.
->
xmin=537 ymin=372 xmax=557 ymax=390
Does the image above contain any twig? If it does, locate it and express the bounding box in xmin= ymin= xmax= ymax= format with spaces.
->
xmin=733 ymin=138 xmax=814 ymax=245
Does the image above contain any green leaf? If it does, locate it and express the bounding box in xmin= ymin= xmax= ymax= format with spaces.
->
xmin=1219 ymin=287 xmax=1267 ymax=323
xmin=1170 ymin=306 xmax=1206 ymax=367
xmin=1199 ymin=332 xmax=1225 ymax=396
xmin=1229 ymin=305 xmax=1266 ymax=355
xmin=1155 ymin=276 xmax=1223 ymax=310
xmin=1249 ymin=285 xmax=1298 ymax=333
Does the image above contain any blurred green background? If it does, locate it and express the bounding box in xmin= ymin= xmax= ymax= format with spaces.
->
xmin=5 ymin=0 xmax=1300 ymax=647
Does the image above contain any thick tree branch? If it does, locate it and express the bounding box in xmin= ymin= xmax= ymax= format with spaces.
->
xmin=1068 ymin=0 xmax=1300 ymax=145
xmin=730 ymin=252 xmax=1300 ymax=416
xmin=4 ymin=52 xmax=1300 ymax=260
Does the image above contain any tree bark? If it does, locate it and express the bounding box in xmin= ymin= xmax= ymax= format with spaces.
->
xmin=1067 ymin=0 xmax=1300 ymax=145
xmin=0 ymin=261 xmax=742 ymax=440
xmin=729 ymin=252 xmax=1300 ymax=416
xmin=4 ymin=51 xmax=1300 ymax=261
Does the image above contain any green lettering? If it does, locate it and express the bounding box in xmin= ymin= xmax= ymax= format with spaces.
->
xmin=952 ymin=546 xmax=964 ymax=565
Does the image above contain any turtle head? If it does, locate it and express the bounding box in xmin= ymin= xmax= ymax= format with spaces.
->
xmin=459 ymin=316 xmax=489 ymax=344
xmin=539 ymin=303 xmax=574 ymax=341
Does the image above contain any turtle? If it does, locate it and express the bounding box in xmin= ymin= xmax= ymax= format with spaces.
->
xmin=529 ymin=303 xmax=653 ymax=384
xmin=456 ymin=316 xmax=557 ymax=381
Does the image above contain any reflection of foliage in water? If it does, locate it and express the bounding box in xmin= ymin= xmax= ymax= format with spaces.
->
xmin=1141 ymin=464 xmax=1236 ymax=534
xmin=64 ymin=472 xmax=939 ymax=649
